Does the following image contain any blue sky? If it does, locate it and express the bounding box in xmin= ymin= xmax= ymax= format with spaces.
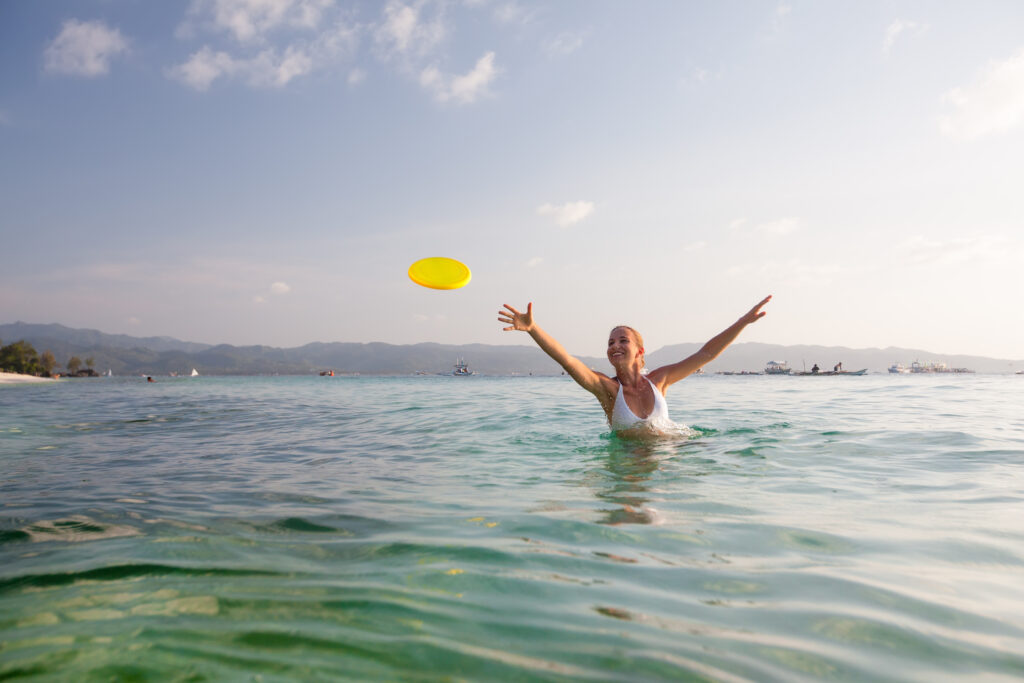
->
xmin=2 ymin=1 xmax=1023 ymax=359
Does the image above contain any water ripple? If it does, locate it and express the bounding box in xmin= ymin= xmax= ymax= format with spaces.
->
xmin=2 ymin=375 xmax=1024 ymax=679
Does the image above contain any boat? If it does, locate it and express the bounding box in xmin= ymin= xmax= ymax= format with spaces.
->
xmin=764 ymin=361 xmax=790 ymax=375
xmin=909 ymin=361 xmax=973 ymax=374
xmin=452 ymin=358 xmax=475 ymax=376
xmin=190 ymin=368 xmax=199 ymax=377
xmin=319 ymin=370 xmax=335 ymax=376
xmin=795 ymin=369 xmax=867 ymax=376
xmin=105 ymin=369 xmax=113 ymax=377
xmin=888 ymin=363 xmax=910 ymax=374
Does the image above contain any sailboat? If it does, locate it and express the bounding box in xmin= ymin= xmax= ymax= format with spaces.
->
xmin=106 ymin=369 xmax=113 ymax=377
xmin=190 ymin=368 xmax=199 ymax=377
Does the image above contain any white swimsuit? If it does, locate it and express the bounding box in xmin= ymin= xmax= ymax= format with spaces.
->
xmin=610 ymin=377 xmax=671 ymax=432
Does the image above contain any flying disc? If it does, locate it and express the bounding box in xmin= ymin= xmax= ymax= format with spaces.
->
xmin=408 ymin=257 xmax=472 ymax=290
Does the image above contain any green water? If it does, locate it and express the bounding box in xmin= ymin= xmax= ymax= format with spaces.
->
xmin=2 ymin=375 xmax=1023 ymax=680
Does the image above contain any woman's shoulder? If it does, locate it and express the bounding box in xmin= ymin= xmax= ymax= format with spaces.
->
xmin=643 ymin=367 xmax=671 ymax=395
xmin=592 ymin=372 xmax=619 ymax=396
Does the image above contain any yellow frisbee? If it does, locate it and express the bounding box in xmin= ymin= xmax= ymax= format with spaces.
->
xmin=408 ymin=257 xmax=472 ymax=290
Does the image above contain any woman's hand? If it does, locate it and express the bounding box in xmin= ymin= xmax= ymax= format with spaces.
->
xmin=739 ymin=295 xmax=772 ymax=325
xmin=498 ymin=303 xmax=534 ymax=332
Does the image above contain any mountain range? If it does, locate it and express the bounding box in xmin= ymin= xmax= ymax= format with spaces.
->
xmin=2 ymin=322 xmax=1021 ymax=376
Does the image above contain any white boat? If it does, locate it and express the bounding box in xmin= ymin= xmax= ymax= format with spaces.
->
xmin=888 ymin=363 xmax=910 ymax=374
xmin=106 ymin=369 xmax=113 ymax=377
xmin=452 ymin=358 xmax=475 ymax=376
xmin=909 ymin=360 xmax=972 ymax=374
xmin=764 ymin=360 xmax=790 ymax=375
xmin=190 ymin=368 xmax=199 ymax=377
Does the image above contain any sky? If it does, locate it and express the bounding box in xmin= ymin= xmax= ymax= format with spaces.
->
xmin=2 ymin=1 xmax=1023 ymax=360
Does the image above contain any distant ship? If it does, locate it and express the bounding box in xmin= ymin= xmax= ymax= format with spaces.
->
xmin=888 ymin=363 xmax=910 ymax=374
xmin=764 ymin=360 xmax=790 ymax=375
xmin=452 ymin=358 xmax=475 ymax=376
xmin=909 ymin=361 xmax=973 ymax=374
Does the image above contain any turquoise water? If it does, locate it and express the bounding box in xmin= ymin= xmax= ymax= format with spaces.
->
xmin=2 ymin=374 xmax=1024 ymax=681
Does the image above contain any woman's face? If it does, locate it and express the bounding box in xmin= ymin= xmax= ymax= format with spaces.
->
xmin=607 ymin=327 xmax=643 ymax=366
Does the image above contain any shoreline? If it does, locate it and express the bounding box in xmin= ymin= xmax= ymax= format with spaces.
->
xmin=0 ymin=372 xmax=58 ymax=385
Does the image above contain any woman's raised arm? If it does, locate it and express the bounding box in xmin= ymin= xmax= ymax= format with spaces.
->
xmin=498 ymin=303 xmax=610 ymax=399
xmin=649 ymin=295 xmax=772 ymax=390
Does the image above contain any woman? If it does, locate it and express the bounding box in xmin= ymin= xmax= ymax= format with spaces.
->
xmin=498 ymin=296 xmax=771 ymax=435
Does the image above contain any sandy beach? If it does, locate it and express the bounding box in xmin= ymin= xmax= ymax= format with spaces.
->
xmin=0 ymin=372 xmax=57 ymax=385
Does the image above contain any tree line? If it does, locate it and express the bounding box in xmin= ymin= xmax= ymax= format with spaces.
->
xmin=0 ymin=339 xmax=96 ymax=377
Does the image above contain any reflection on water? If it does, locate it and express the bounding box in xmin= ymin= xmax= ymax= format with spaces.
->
xmin=592 ymin=434 xmax=695 ymax=526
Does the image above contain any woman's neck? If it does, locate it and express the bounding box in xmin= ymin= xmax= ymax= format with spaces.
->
xmin=616 ymin=364 xmax=645 ymax=386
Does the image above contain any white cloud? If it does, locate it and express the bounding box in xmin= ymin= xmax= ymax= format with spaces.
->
xmin=252 ymin=280 xmax=290 ymax=302
xmin=679 ymin=65 xmax=721 ymax=88
xmin=753 ymin=217 xmax=800 ymax=236
xmin=893 ymin=235 xmax=1018 ymax=267
xmin=248 ymin=46 xmax=314 ymax=86
xmin=526 ymin=256 xmax=543 ymax=267
xmin=420 ymin=51 xmax=497 ymax=104
xmin=374 ymin=0 xmax=446 ymax=61
xmin=168 ymin=47 xmax=240 ymax=90
xmin=545 ymin=31 xmax=585 ymax=56
xmin=728 ymin=218 xmax=747 ymax=230
xmin=537 ymin=200 xmax=594 ymax=227
xmin=940 ymin=47 xmax=1024 ymax=141
xmin=882 ymin=19 xmax=925 ymax=56
xmin=493 ymin=2 xmax=538 ymax=25
xmin=347 ymin=67 xmax=366 ymax=85
xmin=44 ymin=19 xmax=129 ymax=77
xmin=187 ymin=0 xmax=333 ymax=43
xmin=168 ymin=16 xmax=356 ymax=89
xmin=728 ymin=258 xmax=845 ymax=287
xmin=765 ymin=3 xmax=791 ymax=37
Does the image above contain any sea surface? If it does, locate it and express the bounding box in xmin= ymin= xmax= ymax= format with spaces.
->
xmin=2 ymin=374 xmax=1024 ymax=681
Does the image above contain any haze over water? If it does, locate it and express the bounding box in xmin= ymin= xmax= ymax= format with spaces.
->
xmin=2 ymin=374 xmax=1024 ymax=680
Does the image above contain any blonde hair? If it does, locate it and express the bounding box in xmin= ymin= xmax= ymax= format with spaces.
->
xmin=609 ymin=325 xmax=645 ymax=368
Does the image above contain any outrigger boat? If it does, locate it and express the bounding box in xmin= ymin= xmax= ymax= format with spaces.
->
xmin=452 ymin=358 xmax=475 ymax=376
xmin=795 ymin=369 xmax=867 ymax=376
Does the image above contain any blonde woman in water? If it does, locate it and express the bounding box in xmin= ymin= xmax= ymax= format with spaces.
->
xmin=498 ymin=296 xmax=771 ymax=436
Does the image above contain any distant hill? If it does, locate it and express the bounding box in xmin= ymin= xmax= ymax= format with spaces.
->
xmin=2 ymin=322 xmax=1021 ymax=375
xmin=649 ymin=342 xmax=1022 ymax=375
xmin=0 ymin=322 xmax=211 ymax=353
